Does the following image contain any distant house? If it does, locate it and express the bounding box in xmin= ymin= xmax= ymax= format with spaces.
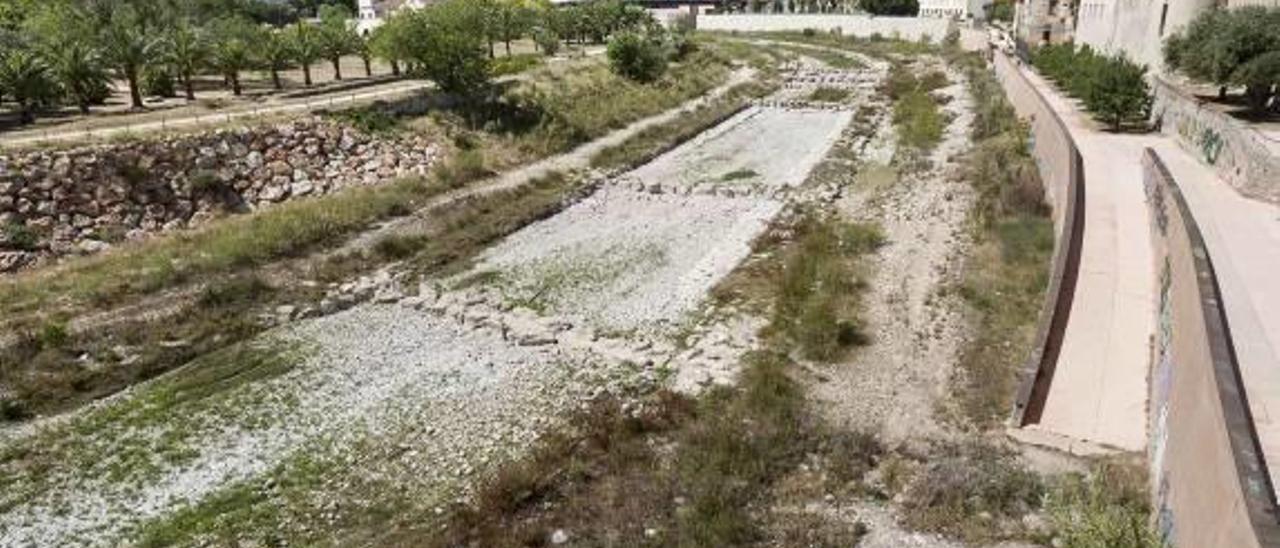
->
xmin=356 ymin=0 xmax=440 ymax=34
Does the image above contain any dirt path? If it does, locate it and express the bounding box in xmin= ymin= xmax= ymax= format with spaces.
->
xmin=813 ymin=60 xmax=976 ymax=446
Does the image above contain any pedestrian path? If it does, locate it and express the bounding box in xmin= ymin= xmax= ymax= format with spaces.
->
xmin=1006 ymin=57 xmax=1156 ymax=452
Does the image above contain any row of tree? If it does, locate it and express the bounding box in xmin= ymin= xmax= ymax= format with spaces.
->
xmin=0 ymin=0 xmax=658 ymax=125
xmin=1164 ymin=6 xmax=1280 ymax=114
xmin=1032 ymin=43 xmax=1152 ymax=130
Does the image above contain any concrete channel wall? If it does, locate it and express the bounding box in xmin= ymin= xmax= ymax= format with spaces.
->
xmin=696 ymin=14 xmax=950 ymax=42
xmin=990 ymin=51 xmax=1085 ymax=427
xmin=1143 ymin=148 xmax=1280 ymax=548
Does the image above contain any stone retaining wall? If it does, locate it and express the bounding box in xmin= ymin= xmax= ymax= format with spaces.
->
xmin=1143 ymin=148 xmax=1280 ymax=548
xmin=0 ymin=117 xmax=439 ymax=272
xmin=1151 ymin=77 xmax=1280 ymax=206
xmin=696 ymin=14 xmax=950 ymax=42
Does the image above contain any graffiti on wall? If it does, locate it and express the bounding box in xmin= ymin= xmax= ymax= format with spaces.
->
xmin=1145 ymin=157 xmax=1177 ymax=544
xmin=1175 ymin=118 xmax=1225 ymax=166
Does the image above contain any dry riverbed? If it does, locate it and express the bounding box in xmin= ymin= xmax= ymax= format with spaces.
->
xmin=0 ymin=68 xmax=856 ymax=545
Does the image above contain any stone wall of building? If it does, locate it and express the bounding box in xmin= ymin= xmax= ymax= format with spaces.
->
xmin=696 ymin=14 xmax=951 ymax=42
xmin=1152 ymin=77 xmax=1280 ymax=206
xmin=0 ymin=117 xmax=439 ymax=272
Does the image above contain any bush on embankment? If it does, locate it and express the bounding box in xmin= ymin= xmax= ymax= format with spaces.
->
xmin=1031 ymin=44 xmax=1152 ymax=131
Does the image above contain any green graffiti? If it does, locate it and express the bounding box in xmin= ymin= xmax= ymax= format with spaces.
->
xmin=1200 ymin=128 xmax=1224 ymax=165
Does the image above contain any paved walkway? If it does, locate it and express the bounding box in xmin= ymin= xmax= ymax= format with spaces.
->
xmin=1008 ymin=57 xmax=1157 ymax=453
xmin=1153 ymin=140 xmax=1280 ymax=487
xmin=1008 ymin=53 xmax=1280 ymax=484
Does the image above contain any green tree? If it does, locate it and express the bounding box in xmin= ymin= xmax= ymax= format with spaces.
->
xmin=167 ymin=23 xmax=206 ymax=101
xmin=261 ymin=28 xmax=296 ymax=90
xmin=207 ymin=17 xmax=258 ymax=96
xmin=286 ymin=21 xmax=322 ymax=86
xmin=102 ymin=7 xmax=162 ymax=109
xmin=0 ymin=49 xmax=58 ymax=123
xmin=317 ymin=4 xmax=356 ymax=81
xmin=1084 ymin=55 xmax=1152 ymax=130
xmin=402 ymin=0 xmax=491 ymax=95
xmin=1165 ymin=7 xmax=1280 ymax=112
xmin=369 ymin=11 xmax=412 ymax=76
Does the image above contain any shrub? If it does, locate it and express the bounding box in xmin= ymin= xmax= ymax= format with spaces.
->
xmin=607 ymin=32 xmax=668 ymax=83
xmin=901 ymin=442 xmax=1044 ymax=541
xmin=1031 ymin=44 xmax=1152 ymax=130
xmin=330 ymin=106 xmax=401 ymax=134
xmin=2 ymin=223 xmax=40 ymax=251
xmin=1047 ymin=461 xmax=1160 ymax=548
xmin=143 ymin=66 xmax=176 ymax=98
xmin=533 ymin=27 xmax=561 ymax=56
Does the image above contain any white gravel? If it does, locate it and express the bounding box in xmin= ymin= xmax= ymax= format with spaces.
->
xmin=472 ymin=187 xmax=782 ymax=334
xmin=628 ymin=106 xmax=852 ymax=190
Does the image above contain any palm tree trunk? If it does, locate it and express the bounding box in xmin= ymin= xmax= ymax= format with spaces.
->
xmin=363 ymin=57 xmax=372 ymax=77
xmin=183 ymin=72 xmax=195 ymax=101
xmin=19 ymin=101 xmax=34 ymax=124
xmin=488 ymin=39 xmax=495 ymax=59
xmin=332 ymin=57 xmax=342 ymax=80
xmin=391 ymin=60 xmax=401 ymax=76
xmin=127 ymin=68 xmax=143 ymax=109
xmin=505 ymin=38 xmax=512 ymax=56
xmin=78 ymin=100 xmax=90 ymax=115
xmin=231 ymin=73 xmax=242 ymax=96
xmin=303 ymin=63 xmax=313 ymax=86
xmin=271 ymin=68 xmax=282 ymax=90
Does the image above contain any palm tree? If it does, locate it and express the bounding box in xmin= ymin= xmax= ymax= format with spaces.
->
xmin=208 ymin=18 xmax=257 ymax=96
xmin=168 ymin=23 xmax=205 ymax=101
xmin=0 ymin=49 xmax=58 ymax=124
xmin=49 ymin=41 xmax=112 ymax=114
xmin=287 ymin=21 xmax=322 ymax=86
xmin=102 ymin=9 xmax=161 ymax=109
xmin=261 ymin=29 xmax=296 ymax=90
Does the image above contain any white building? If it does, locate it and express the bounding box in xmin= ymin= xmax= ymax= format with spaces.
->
xmin=356 ymin=0 xmax=438 ymax=34
xmin=918 ymin=0 xmax=971 ymax=19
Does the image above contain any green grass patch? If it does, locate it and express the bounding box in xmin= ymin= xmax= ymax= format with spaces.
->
xmin=893 ymin=88 xmax=945 ymax=150
xmin=808 ymin=86 xmax=852 ymax=103
xmin=771 ymin=212 xmax=881 ymax=362
xmin=491 ymin=53 xmax=544 ymax=78
xmin=719 ymin=168 xmax=759 ymax=181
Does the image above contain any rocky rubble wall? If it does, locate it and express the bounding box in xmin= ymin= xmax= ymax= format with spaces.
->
xmin=0 ymin=116 xmax=439 ymax=272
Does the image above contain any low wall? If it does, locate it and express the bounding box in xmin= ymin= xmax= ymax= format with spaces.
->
xmin=1142 ymin=148 xmax=1280 ymax=548
xmin=696 ymin=14 xmax=950 ymax=42
xmin=0 ymin=116 xmax=439 ymax=272
xmin=1151 ymin=76 xmax=1280 ymax=206
xmin=991 ymin=51 xmax=1085 ymax=426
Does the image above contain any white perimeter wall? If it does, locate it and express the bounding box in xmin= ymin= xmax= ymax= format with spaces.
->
xmin=1074 ymin=0 xmax=1212 ymax=71
xmin=696 ymin=14 xmax=951 ymax=42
